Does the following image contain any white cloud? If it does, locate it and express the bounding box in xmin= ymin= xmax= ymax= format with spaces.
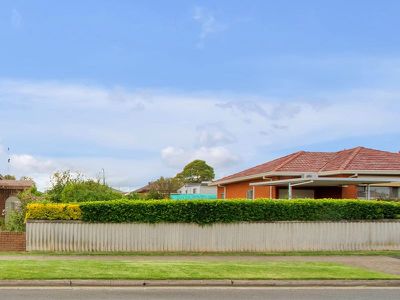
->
xmin=161 ymin=146 xmax=189 ymax=168
xmin=11 ymin=9 xmax=22 ymax=29
xmin=10 ymin=154 xmax=56 ymax=174
xmin=193 ymin=146 xmax=239 ymax=167
xmin=193 ymin=6 xmax=226 ymax=47
xmin=196 ymin=123 xmax=236 ymax=147
xmin=161 ymin=145 xmax=239 ymax=171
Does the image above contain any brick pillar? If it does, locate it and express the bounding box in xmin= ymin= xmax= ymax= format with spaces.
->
xmin=342 ymin=185 xmax=358 ymax=199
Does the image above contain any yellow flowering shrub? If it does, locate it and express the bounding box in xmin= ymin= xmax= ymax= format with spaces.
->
xmin=26 ymin=203 xmax=81 ymax=221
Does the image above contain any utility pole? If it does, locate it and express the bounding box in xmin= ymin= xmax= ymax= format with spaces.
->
xmin=7 ymin=146 xmax=11 ymax=175
xmin=101 ymin=168 xmax=106 ymax=185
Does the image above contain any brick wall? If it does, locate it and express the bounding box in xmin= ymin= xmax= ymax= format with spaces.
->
xmin=218 ymin=179 xmax=277 ymax=199
xmin=0 ymin=232 xmax=26 ymax=251
xmin=342 ymin=185 xmax=358 ymax=198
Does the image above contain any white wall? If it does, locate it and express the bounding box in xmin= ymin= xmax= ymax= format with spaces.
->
xmin=26 ymin=221 xmax=400 ymax=252
xmin=177 ymin=184 xmax=216 ymax=195
xmin=199 ymin=185 xmax=217 ymax=195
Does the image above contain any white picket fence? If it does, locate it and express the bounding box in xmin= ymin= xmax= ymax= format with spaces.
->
xmin=26 ymin=220 xmax=400 ymax=252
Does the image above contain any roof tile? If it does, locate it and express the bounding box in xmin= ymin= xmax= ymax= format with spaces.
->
xmin=214 ymin=147 xmax=400 ymax=184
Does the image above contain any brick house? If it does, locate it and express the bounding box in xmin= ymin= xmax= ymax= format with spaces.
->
xmin=211 ymin=147 xmax=400 ymax=200
xmin=0 ymin=179 xmax=33 ymax=213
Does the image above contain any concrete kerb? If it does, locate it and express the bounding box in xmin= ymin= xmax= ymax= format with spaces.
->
xmin=1 ymin=280 xmax=400 ymax=287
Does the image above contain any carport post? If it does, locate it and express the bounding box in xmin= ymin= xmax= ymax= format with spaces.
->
xmin=366 ymin=184 xmax=371 ymax=200
xmin=288 ymin=183 xmax=292 ymax=199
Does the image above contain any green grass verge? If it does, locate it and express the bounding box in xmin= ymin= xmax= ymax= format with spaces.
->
xmin=0 ymin=260 xmax=397 ymax=280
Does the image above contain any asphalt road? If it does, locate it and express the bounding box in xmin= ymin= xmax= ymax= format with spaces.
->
xmin=1 ymin=287 xmax=400 ymax=300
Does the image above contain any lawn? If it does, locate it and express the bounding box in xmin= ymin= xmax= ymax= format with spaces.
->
xmin=0 ymin=260 xmax=397 ymax=280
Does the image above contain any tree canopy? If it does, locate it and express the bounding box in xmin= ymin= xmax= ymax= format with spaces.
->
xmin=46 ymin=170 xmax=122 ymax=203
xmin=176 ymin=160 xmax=215 ymax=184
xmin=60 ymin=180 xmax=123 ymax=202
xmin=148 ymin=176 xmax=182 ymax=199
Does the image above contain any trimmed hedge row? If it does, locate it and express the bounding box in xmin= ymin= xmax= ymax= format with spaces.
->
xmin=26 ymin=199 xmax=400 ymax=224
xmin=25 ymin=203 xmax=81 ymax=221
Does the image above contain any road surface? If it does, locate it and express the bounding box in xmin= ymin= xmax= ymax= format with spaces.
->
xmin=0 ymin=287 xmax=399 ymax=300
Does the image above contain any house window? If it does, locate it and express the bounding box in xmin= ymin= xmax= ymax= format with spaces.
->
xmin=220 ymin=193 xmax=225 ymax=199
xmin=358 ymin=186 xmax=399 ymax=199
xmin=246 ymin=189 xmax=253 ymax=199
xmin=193 ymin=188 xmax=197 ymax=194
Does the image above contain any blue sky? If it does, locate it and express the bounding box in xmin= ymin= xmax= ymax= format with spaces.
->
xmin=1 ymin=1 xmax=400 ymax=190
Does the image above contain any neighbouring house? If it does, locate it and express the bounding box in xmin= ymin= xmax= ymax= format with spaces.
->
xmin=171 ymin=182 xmax=217 ymax=200
xmin=133 ymin=183 xmax=152 ymax=194
xmin=210 ymin=147 xmax=400 ymax=200
xmin=0 ymin=179 xmax=33 ymax=213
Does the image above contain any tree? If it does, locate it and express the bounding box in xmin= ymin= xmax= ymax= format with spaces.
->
xmin=1 ymin=174 xmax=16 ymax=180
xmin=46 ymin=171 xmax=83 ymax=202
xmin=176 ymin=160 xmax=215 ymax=183
xmin=60 ymin=180 xmax=123 ymax=202
xmin=125 ymin=192 xmax=142 ymax=200
xmin=148 ymin=177 xmax=182 ymax=199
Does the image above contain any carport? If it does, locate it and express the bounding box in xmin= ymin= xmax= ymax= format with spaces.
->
xmin=250 ymin=177 xmax=400 ymax=199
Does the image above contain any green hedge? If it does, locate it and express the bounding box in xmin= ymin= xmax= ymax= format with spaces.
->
xmin=77 ymin=199 xmax=400 ymax=224
xmin=26 ymin=199 xmax=400 ymax=224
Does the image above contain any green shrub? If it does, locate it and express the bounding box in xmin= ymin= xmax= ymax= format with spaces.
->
xmin=0 ymin=217 xmax=5 ymax=231
xmin=26 ymin=203 xmax=81 ymax=221
xmin=60 ymin=181 xmax=123 ymax=202
xmin=5 ymin=210 xmax=26 ymax=232
xmin=125 ymin=192 xmax=141 ymax=200
xmin=25 ymin=199 xmax=400 ymax=224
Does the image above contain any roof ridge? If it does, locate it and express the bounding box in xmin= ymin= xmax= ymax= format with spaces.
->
xmin=272 ymin=151 xmax=305 ymax=171
xmin=339 ymin=146 xmax=363 ymax=170
xmin=317 ymin=152 xmax=339 ymax=171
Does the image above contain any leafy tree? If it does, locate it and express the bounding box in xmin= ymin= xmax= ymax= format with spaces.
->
xmin=145 ymin=190 xmax=164 ymax=200
xmin=60 ymin=180 xmax=123 ymax=202
xmin=125 ymin=192 xmax=142 ymax=200
xmin=47 ymin=171 xmax=83 ymax=202
xmin=176 ymin=160 xmax=215 ymax=183
xmin=1 ymin=174 xmax=16 ymax=180
xmin=148 ymin=176 xmax=182 ymax=199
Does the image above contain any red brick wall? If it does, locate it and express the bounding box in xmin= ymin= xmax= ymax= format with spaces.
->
xmin=217 ymin=179 xmax=277 ymax=199
xmin=342 ymin=185 xmax=358 ymax=198
xmin=0 ymin=232 xmax=26 ymax=251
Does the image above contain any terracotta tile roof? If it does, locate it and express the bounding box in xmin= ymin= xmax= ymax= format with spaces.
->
xmin=0 ymin=180 xmax=34 ymax=189
xmin=215 ymin=151 xmax=303 ymax=183
xmin=214 ymin=147 xmax=400 ymax=184
xmin=133 ymin=183 xmax=152 ymax=193
xmin=322 ymin=147 xmax=400 ymax=171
